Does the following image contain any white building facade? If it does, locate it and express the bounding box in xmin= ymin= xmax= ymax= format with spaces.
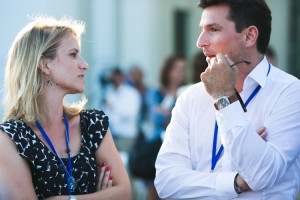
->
xmin=0 ymin=0 xmax=298 ymax=116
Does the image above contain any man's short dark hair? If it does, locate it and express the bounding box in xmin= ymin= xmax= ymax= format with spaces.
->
xmin=198 ymin=0 xmax=272 ymax=54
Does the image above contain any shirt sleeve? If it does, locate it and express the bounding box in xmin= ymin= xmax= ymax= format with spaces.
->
xmin=154 ymin=91 xmax=239 ymax=199
xmin=83 ymin=109 xmax=109 ymax=151
xmin=0 ymin=120 xmax=31 ymax=160
xmin=216 ymin=81 xmax=300 ymax=191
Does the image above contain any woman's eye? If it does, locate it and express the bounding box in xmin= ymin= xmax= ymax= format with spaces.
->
xmin=70 ymin=53 xmax=77 ymax=57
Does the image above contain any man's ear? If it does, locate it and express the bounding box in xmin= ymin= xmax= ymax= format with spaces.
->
xmin=243 ymin=25 xmax=259 ymax=48
xmin=38 ymin=58 xmax=51 ymax=74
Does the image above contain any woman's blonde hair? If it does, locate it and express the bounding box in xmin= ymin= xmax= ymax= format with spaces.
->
xmin=3 ymin=16 xmax=87 ymax=124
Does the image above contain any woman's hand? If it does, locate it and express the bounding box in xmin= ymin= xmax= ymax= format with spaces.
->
xmin=96 ymin=162 xmax=113 ymax=190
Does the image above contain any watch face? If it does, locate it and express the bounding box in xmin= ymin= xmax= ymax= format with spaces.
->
xmin=216 ymin=96 xmax=230 ymax=110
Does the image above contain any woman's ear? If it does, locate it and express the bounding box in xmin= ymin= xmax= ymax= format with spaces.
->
xmin=243 ymin=25 xmax=259 ymax=48
xmin=38 ymin=58 xmax=51 ymax=74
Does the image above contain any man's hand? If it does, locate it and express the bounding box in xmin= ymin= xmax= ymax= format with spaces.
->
xmin=257 ymin=127 xmax=267 ymax=141
xmin=201 ymin=53 xmax=238 ymax=99
xmin=235 ymin=127 xmax=268 ymax=193
xmin=235 ymin=173 xmax=250 ymax=192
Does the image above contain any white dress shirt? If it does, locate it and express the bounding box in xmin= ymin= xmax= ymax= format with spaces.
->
xmin=155 ymin=57 xmax=300 ymax=199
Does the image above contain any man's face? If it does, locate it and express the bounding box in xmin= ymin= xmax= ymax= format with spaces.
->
xmin=197 ymin=5 xmax=245 ymax=65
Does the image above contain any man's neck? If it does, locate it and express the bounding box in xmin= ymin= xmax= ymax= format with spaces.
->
xmin=235 ymin=54 xmax=264 ymax=92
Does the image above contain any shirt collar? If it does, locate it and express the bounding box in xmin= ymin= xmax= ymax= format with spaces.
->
xmin=244 ymin=56 xmax=270 ymax=90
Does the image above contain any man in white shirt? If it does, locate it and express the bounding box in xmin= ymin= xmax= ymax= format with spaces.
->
xmin=155 ymin=0 xmax=300 ymax=199
xmin=104 ymin=68 xmax=141 ymax=153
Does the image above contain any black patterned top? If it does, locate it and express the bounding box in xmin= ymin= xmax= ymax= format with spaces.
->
xmin=0 ymin=109 xmax=109 ymax=199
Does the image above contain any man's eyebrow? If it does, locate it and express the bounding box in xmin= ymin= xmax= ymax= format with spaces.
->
xmin=202 ymin=23 xmax=221 ymax=28
xmin=200 ymin=23 xmax=223 ymax=32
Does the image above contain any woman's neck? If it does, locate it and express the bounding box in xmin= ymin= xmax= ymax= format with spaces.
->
xmin=43 ymin=86 xmax=65 ymax=127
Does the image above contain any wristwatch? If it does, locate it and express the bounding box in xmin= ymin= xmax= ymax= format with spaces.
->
xmin=69 ymin=195 xmax=77 ymax=200
xmin=214 ymin=93 xmax=238 ymax=110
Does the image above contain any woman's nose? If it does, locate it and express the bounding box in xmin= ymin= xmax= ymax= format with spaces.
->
xmin=79 ymin=57 xmax=89 ymax=70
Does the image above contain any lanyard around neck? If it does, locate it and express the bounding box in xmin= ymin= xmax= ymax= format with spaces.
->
xmin=35 ymin=114 xmax=76 ymax=194
xmin=211 ymin=62 xmax=271 ymax=172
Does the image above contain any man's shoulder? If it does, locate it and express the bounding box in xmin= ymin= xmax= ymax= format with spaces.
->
xmin=271 ymin=66 xmax=299 ymax=81
xmin=269 ymin=66 xmax=300 ymax=89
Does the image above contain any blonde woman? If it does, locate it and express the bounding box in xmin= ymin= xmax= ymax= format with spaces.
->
xmin=0 ymin=17 xmax=131 ymax=200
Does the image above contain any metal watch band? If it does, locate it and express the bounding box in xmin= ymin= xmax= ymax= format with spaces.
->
xmin=214 ymin=93 xmax=238 ymax=110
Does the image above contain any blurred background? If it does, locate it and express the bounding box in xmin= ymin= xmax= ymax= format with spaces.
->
xmin=0 ymin=0 xmax=299 ymax=199
xmin=0 ymin=0 xmax=299 ymax=112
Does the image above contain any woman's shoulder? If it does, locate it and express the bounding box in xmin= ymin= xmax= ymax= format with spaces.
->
xmin=1 ymin=118 xmax=24 ymax=126
xmin=0 ymin=119 xmax=33 ymax=159
xmin=80 ymin=108 xmax=109 ymax=149
xmin=0 ymin=128 xmax=36 ymax=200
xmin=81 ymin=108 xmax=108 ymax=120
xmin=80 ymin=108 xmax=109 ymax=131
xmin=0 ymin=119 xmax=29 ymax=137
xmin=0 ymin=128 xmax=17 ymax=148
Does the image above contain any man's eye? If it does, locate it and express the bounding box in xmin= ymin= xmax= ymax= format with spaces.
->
xmin=210 ymin=28 xmax=218 ymax=32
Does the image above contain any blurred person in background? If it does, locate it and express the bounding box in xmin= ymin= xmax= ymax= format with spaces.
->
xmin=150 ymin=54 xmax=187 ymax=141
xmin=144 ymin=54 xmax=187 ymax=200
xmin=192 ymin=51 xmax=209 ymax=83
xmin=126 ymin=66 xmax=153 ymax=136
xmin=155 ymin=0 xmax=300 ymax=199
xmin=177 ymin=51 xmax=208 ymax=97
xmin=103 ymin=67 xmax=141 ymax=154
xmin=0 ymin=16 xmax=131 ymax=200
xmin=125 ymin=66 xmax=155 ymax=200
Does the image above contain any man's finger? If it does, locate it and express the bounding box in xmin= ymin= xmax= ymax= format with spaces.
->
xmin=224 ymin=54 xmax=234 ymax=66
xmin=257 ymin=127 xmax=266 ymax=135
xmin=257 ymin=127 xmax=267 ymax=141
xmin=260 ymin=131 xmax=267 ymax=140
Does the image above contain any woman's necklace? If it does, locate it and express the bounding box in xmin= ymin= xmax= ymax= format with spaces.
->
xmin=35 ymin=114 xmax=77 ymax=195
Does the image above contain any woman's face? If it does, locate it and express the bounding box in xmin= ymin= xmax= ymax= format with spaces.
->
xmin=170 ymin=59 xmax=186 ymax=86
xmin=47 ymin=35 xmax=88 ymax=94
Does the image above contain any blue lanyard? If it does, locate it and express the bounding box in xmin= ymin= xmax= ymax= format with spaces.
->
xmin=211 ymin=63 xmax=271 ymax=172
xmin=35 ymin=114 xmax=77 ymax=194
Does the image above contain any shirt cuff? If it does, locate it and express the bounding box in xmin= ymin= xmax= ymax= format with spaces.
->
xmin=216 ymin=101 xmax=246 ymax=132
xmin=215 ymin=172 xmax=239 ymax=197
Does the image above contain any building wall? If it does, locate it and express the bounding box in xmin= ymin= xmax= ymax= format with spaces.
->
xmin=0 ymin=0 xmax=295 ymax=114
xmin=266 ymin=0 xmax=290 ymax=70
